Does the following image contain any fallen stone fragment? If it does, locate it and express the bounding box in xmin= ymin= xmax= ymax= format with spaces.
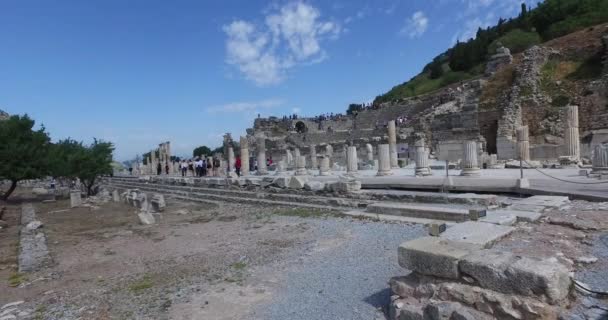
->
xmin=288 ymin=176 xmax=308 ymax=189
xmin=25 ymin=220 xmax=42 ymax=231
xmin=546 ymin=217 xmax=600 ymax=231
xmin=303 ymin=181 xmax=325 ymax=191
xmin=1 ymin=301 xmax=24 ymax=310
xmin=575 ymin=256 xmax=598 ymax=264
xmin=137 ymin=211 xmax=156 ymax=225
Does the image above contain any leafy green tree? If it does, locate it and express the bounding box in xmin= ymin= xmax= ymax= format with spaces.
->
xmin=0 ymin=115 xmax=51 ymax=200
xmin=193 ymin=146 xmax=212 ymax=158
xmin=49 ymin=138 xmax=114 ymax=196
xmin=74 ymin=139 xmax=114 ymax=196
xmin=346 ymin=104 xmax=364 ymax=115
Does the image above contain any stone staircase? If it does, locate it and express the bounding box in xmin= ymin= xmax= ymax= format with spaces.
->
xmin=103 ymin=176 xmax=548 ymax=226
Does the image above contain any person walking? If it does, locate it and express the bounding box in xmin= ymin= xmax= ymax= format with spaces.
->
xmin=188 ymin=159 xmax=194 ymax=176
xmin=165 ymin=161 xmax=169 ymax=175
xmin=156 ymin=162 xmax=162 ymax=175
xmin=206 ymin=158 xmax=212 ymax=176
xmin=195 ymin=157 xmax=203 ymax=177
xmin=235 ymin=156 xmax=241 ymax=176
xmin=180 ymin=160 xmax=188 ymax=177
xmin=213 ymin=158 xmax=220 ymax=176
xmin=201 ymin=158 xmax=207 ymax=177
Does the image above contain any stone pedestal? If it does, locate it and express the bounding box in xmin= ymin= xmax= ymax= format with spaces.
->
xmin=256 ymin=136 xmax=268 ymax=175
xmin=240 ymin=136 xmax=250 ymax=176
xmin=388 ymin=120 xmax=399 ymax=168
xmin=319 ymin=156 xmax=331 ymax=176
xmin=376 ymin=144 xmax=393 ymax=176
xmin=415 ymin=139 xmax=431 ymax=176
xmin=227 ymin=147 xmax=235 ymax=173
xmin=461 ymin=141 xmax=481 ymax=177
xmin=346 ymin=146 xmax=358 ymax=175
xmin=295 ymin=156 xmax=307 ymax=176
xmin=516 ymin=126 xmax=530 ymax=161
xmin=70 ymin=191 xmax=82 ymax=208
xmin=276 ymin=160 xmax=286 ymax=174
xmin=564 ymin=105 xmax=580 ymax=161
xmin=112 ymin=190 xmax=120 ymax=202
xmin=366 ymin=144 xmax=374 ymax=162
xmin=592 ymin=144 xmax=608 ymax=175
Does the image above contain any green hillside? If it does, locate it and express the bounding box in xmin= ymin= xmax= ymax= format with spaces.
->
xmin=373 ymin=0 xmax=608 ymax=105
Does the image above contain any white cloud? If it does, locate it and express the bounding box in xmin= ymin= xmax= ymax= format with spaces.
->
xmin=223 ymin=2 xmax=341 ymax=86
xmin=400 ymin=11 xmax=429 ymax=38
xmin=206 ymin=98 xmax=285 ymax=113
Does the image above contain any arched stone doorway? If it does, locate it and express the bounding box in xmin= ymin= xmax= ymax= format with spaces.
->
xmin=295 ymin=121 xmax=308 ymax=134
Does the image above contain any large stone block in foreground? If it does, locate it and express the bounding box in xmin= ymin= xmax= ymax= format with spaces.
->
xmin=398 ymin=237 xmax=480 ymax=279
xmin=459 ymin=249 xmax=571 ymax=304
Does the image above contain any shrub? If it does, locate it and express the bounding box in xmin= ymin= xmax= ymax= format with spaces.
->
xmin=488 ymin=29 xmax=541 ymax=54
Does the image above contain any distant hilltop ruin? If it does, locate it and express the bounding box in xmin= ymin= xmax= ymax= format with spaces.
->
xmin=0 ymin=109 xmax=9 ymax=121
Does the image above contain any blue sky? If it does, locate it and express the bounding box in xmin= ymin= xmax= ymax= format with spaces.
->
xmin=0 ymin=0 xmax=538 ymax=161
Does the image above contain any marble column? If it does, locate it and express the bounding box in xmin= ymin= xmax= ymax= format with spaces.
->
xmin=326 ymin=145 xmax=334 ymax=167
xmin=319 ymin=156 xmax=331 ymax=176
xmin=415 ymin=139 xmax=431 ymax=176
xmin=295 ymin=156 xmax=307 ymax=176
xmin=388 ymin=120 xmax=399 ymax=168
xmin=564 ymin=105 xmax=580 ymax=160
xmin=376 ymin=144 xmax=393 ymax=176
xmin=592 ymin=144 xmax=608 ymax=174
xmin=309 ymin=145 xmax=318 ymax=169
xmin=347 ymin=146 xmax=358 ymax=175
xmin=516 ymin=126 xmax=530 ymax=161
xmin=366 ymin=144 xmax=374 ymax=162
xmin=240 ymin=136 xmax=250 ymax=176
xmin=286 ymin=149 xmax=294 ymax=169
xmin=461 ymin=140 xmax=481 ymax=177
xmin=151 ymin=151 xmax=158 ymax=174
xmin=294 ymin=148 xmax=301 ymax=162
xmin=227 ymin=147 xmax=235 ymax=173
xmin=165 ymin=142 xmax=172 ymax=173
xmin=256 ymin=136 xmax=268 ymax=175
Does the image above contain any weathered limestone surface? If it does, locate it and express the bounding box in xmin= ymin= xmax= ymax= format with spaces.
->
xmin=460 ymin=141 xmax=480 ymax=177
xmin=319 ymin=156 xmax=330 ymax=176
xmin=365 ymin=143 xmax=374 ymax=162
xmin=256 ymin=136 xmax=268 ymax=175
xmin=295 ymin=156 xmax=307 ymax=176
xmin=240 ymin=136 xmax=250 ymax=176
xmin=459 ymin=250 xmax=571 ymax=304
xmin=415 ymin=138 xmax=431 ymax=176
xmin=592 ymin=144 xmax=608 ymax=174
xmin=439 ymin=221 xmax=514 ymax=248
xmin=388 ymin=120 xmax=398 ymax=168
xmin=112 ymin=190 xmax=120 ymax=202
xmin=150 ymin=194 xmax=166 ymax=212
xmin=563 ymin=105 xmax=580 ymax=161
xmin=398 ymin=237 xmax=480 ymax=279
xmin=346 ymin=146 xmax=358 ymax=174
xmin=227 ymin=147 xmax=235 ymax=172
xmin=516 ymin=125 xmax=530 ymax=161
xmin=19 ymin=204 xmax=51 ymax=273
xmin=70 ymin=191 xmax=82 ymax=208
xmin=309 ymin=144 xmax=318 ymax=169
xmin=377 ymin=144 xmax=393 ymax=176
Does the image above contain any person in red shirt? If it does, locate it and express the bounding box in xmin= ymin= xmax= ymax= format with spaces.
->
xmin=235 ymin=157 xmax=242 ymax=176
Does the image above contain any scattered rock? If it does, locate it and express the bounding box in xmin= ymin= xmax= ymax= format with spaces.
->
xmin=575 ymin=256 xmax=598 ymax=264
xmin=25 ymin=220 xmax=43 ymax=231
xmin=1 ymin=301 xmax=24 ymax=310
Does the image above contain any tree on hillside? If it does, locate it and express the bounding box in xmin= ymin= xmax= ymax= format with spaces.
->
xmin=193 ymin=146 xmax=212 ymax=158
xmin=0 ymin=115 xmax=51 ymax=200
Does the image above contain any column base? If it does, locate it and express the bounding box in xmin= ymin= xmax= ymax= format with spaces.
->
xmin=319 ymin=171 xmax=331 ymax=176
xmin=376 ymin=169 xmax=393 ymax=176
xmin=256 ymin=170 xmax=268 ymax=176
xmin=460 ymin=168 xmax=481 ymax=177
xmin=415 ymin=167 xmax=432 ymax=176
xmin=295 ymin=169 xmax=308 ymax=176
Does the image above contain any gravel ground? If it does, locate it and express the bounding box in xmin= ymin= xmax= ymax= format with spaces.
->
xmin=250 ymin=218 xmax=425 ymax=320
